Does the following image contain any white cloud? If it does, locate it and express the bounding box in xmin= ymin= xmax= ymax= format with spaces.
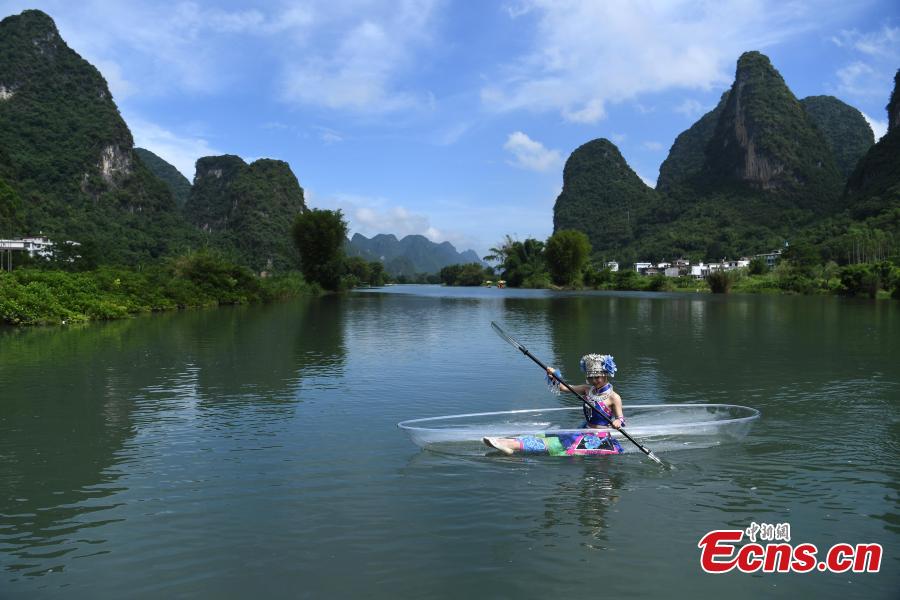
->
xmin=675 ymin=98 xmax=708 ymax=118
xmin=861 ymin=111 xmax=888 ymax=141
xmin=434 ymin=121 xmax=473 ymax=146
xmin=10 ymin=0 xmax=278 ymax=97
xmin=836 ymin=61 xmax=879 ymax=96
xmin=90 ymin=58 xmax=136 ymax=99
xmin=9 ymin=0 xmax=438 ymax=108
xmin=317 ymin=127 xmax=344 ymax=144
xmin=830 ymin=25 xmax=899 ymax=101
xmin=278 ymin=0 xmax=440 ymax=112
xmin=357 ymin=205 xmax=430 ymax=236
xmin=609 ymin=133 xmax=627 ymax=144
xmin=503 ymin=131 xmax=562 ymax=172
xmin=831 ymin=26 xmax=900 ymax=59
xmin=127 ymin=115 xmax=223 ymax=179
xmin=482 ymin=0 xmax=822 ymax=123
xmin=643 ymin=141 xmax=664 ymax=151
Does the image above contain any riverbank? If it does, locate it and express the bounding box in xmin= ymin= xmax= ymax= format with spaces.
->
xmin=0 ymin=253 xmax=322 ymax=326
xmin=486 ymin=262 xmax=900 ymax=299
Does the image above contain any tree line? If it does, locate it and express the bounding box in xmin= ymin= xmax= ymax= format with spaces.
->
xmin=291 ymin=208 xmax=900 ymax=299
xmin=4 ymin=207 xmax=896 ymax=327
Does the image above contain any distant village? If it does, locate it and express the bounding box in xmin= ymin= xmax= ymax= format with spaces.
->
xmin=606 ymin=248 xmax=784 ymax=279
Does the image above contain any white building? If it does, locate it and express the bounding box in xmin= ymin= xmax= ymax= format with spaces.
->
xmin=0 ymin=236 xmax=55 ymax=258
xmin=755 ymin=250 xmax=783 ymax=268
xmin=606 ymin=261 xmax=619 ymax=272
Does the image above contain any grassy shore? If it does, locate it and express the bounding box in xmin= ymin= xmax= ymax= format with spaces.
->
xmin=0 ymin=252 xmax=322 ymax=326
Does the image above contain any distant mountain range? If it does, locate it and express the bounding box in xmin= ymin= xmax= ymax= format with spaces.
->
xmin=346 ymin=233 xmax=482 ymax=276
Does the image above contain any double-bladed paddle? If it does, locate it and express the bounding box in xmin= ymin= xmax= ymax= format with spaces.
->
xmin=491 ymin=321 xmax=665 ymax=466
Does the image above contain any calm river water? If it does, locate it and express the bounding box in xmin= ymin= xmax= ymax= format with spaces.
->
xmin=1 ymin=286 xmax=898 ymax=598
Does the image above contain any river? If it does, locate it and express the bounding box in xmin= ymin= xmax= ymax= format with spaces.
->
xmin=1 ymin=286 xmax=897 ymax=598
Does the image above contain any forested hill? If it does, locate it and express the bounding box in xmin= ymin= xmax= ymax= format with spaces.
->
xmin=553 ymin=51 xmax=893 ymax=264
xmin=346 ymin=233 xmax=482 ymax=276
xmin=700 ymin=51 xmax=844 ymax=212
xmin=135 ymin=148 xmax=191 ymax=208
xmin=553 ymin=139 xmax=660 ymax=262
xmin=800 ymin=96 xmax=874 ymax=179
xmin=0 ymin=9 xmax=200 ymax=263
xmin=185 ymin=155 xmax=307 ymax=272
xmin=846 ymin=71 xmax=900 ymax=203
xmin=656 ymin=91 xmax=730 ymax=196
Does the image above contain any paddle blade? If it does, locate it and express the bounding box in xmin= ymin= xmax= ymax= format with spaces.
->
xmin=490 ymin=321 xmax=525 ymax=352
xmin=646 ymin=451 xmax=665 ymax=466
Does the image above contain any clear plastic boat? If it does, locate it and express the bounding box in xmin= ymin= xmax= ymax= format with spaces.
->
xmin=398 ymin=404 xmax=760 ymax=455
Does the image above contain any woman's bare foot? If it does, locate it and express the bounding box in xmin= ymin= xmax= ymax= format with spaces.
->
xmin=483 ymin=437 xmax=515 ymax=455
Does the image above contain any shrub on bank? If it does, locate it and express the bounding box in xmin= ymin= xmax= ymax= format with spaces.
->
xmin=646 ymin=274 xmax=674 ymax=292
xmin=706 ymin=269 xmax=740 ymax=293
xmin=838 ymin=263 xmax=884 ymax=298
xmin=0 ymin=252 xmax=321 ymax=326
xmin=731 ymin=273 xmax=782 ymax=294
xmin=522 ymin=272 xmax=552 ymax=289
xmin=440 ymin=263 xmax=495 ymax=286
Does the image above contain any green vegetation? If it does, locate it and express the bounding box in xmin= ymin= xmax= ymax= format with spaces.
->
xmin=439 ymin=263 xmax=494 ymax=286
xmin=747 ymin=257 xmax=768 ymax=275
xmin=289 ymin=209 xmax=390 ymax=290
xmin=0 ymin=251 xmax=321 ymax=326
xmin=0 ymin=177 xmax=24 ymax=236
xmin=553 ymin=139 xmax=660 ymax=261
xmin=485 ymin=236 xmax=549 ymax=288
xmin=704 ymin=52 xmax=843 ymax=211
xmin=478 ymin=223 xmax=899 ymax=299
xmin=135 ymin=147 xmax=192 ymax=207
xmin=656 ymin=92 xmax=728 ymax=193
xmin=545 ymin=230 xmax=591 ymax=286
xmin=291 ymin=208 xmax=348 ymax=291
xmin=706 ymin=269 xmax=740 ymax=293
xmin=185 ymin=156 xmax=307 ymax=272
xmin=800 ymin=95 xmax=874 ymax=178
xmin=344 ymin=256 xmax=387 ymax=287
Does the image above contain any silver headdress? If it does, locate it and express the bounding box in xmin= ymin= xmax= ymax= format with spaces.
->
xmin=580 ymin=354 xmax=617 ymax=378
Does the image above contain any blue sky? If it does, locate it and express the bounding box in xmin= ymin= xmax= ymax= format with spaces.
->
xmin=4 ymin=1 xmax=898 ymax=256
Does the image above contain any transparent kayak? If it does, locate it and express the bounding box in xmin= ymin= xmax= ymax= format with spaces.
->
xmin=398 ymin=404 xmax=759 ymax=455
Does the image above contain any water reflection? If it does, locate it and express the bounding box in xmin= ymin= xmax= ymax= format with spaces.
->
xmin=533 ymin=459 xmax=626 ymax=550
xmin=0 ymin=297 xmax=348 ymax=579
xmin=1 ymin=319 xmax=148 ymax=577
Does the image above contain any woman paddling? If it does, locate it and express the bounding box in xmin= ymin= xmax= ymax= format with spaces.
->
xmin=560 ymin=353 xmax=625 ymax=430
xmin=484 ymin=353 xmax=625 ymax=455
